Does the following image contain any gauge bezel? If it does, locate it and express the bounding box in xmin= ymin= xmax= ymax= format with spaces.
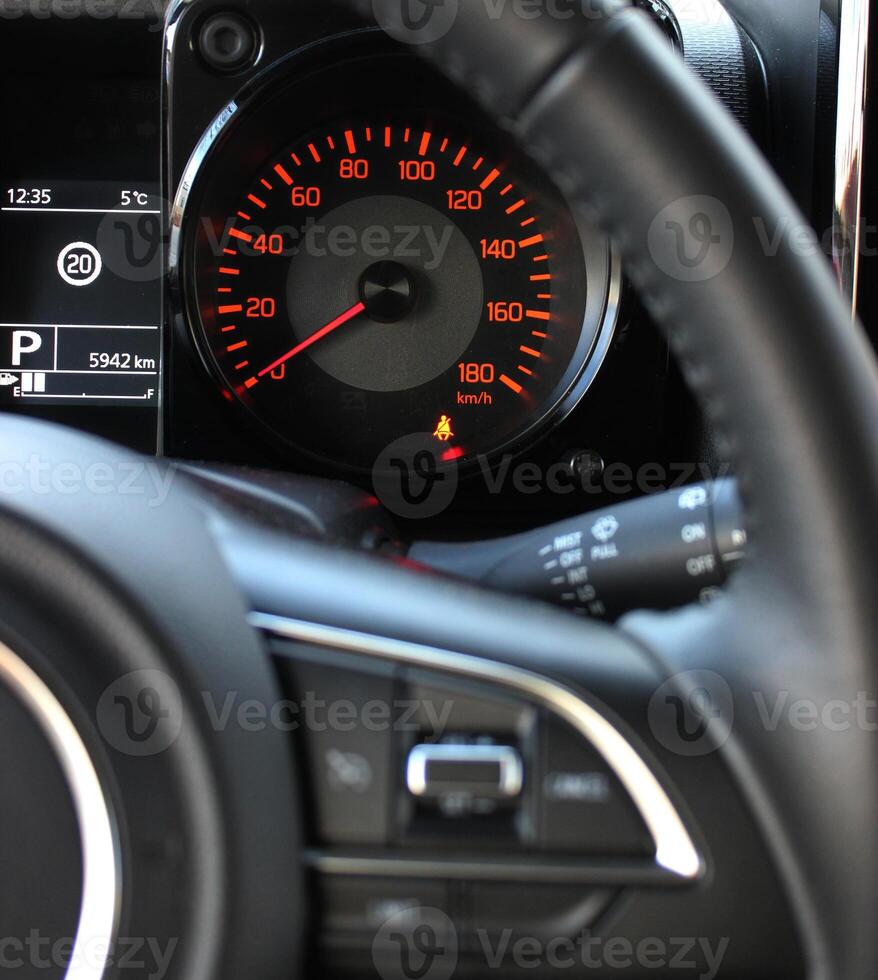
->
xmin=169 ymin=32 xmax=621 ymax=474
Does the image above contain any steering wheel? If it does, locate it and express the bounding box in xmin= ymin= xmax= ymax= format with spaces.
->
xmin=2 ymin=2 xmax=877 ymax=979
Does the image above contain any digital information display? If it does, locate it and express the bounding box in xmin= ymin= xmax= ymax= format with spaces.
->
xmin=0 ymin=180 xmax=162 ymax=406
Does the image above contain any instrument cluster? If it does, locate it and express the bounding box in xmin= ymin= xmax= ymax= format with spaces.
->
xmin=171 ymin=44 xmax=619 ymax=472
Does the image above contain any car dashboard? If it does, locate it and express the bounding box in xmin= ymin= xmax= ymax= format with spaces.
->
xmin=1 ymin=4 xmax=877 ymax=979
xmin=0 ymin=0 xmax=867 ymax=560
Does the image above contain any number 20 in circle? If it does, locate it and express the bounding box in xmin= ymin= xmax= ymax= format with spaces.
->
xmin=57 ymin=241 xmax=103 ymax=287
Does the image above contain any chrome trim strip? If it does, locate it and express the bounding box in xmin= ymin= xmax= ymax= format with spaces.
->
xmin=0 ymin=642 xmax=118 ymax=980
xmin=406 ymin=743 xmax=523 ymax=799
xmin=305 ymin=850 xmax=685 ymax=886
xmin=249 ymin=612 xmax=703 ymax=881
xmin=833 ymin=0 xmax=870 ymax=313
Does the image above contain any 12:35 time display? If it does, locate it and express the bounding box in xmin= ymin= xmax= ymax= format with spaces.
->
xmin=5 ymin=187 xmax=52 ymax=206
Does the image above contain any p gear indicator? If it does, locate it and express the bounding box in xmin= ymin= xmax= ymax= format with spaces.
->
xmin=0 ymin=324 xmax=159 ymax=402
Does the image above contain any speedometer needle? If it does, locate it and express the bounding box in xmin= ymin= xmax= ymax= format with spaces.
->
xmin=257 ymin=301 xmax=366 ymax=377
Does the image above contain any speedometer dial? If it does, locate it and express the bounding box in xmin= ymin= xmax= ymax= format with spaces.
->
xmin=177 ymin=56 xmax=618 ymax=472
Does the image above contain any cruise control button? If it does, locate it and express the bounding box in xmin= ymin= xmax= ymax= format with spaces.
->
xmin=539 ymin=716 xmax=652 ymax=855
xmin=406 ymin=743 xmax=523 ymax=800
xmin=283 ymin=653 xmax=397 ymax=845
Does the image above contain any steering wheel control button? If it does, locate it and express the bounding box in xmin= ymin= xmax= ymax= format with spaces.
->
xmin=539 ymin=717 xmax=652 ymax=856
xmin=464 ymin=884 xmax=615 ymax=952
xmin=280 ymin=651 xmax=397 ymax=845
xmin=400 ymin=674 xmax=537 ymax=837
xmin=406 ymin=743 xmax=523 ymax=800
xmin=319 ymin=875 xmax=453 ymax=945
xmin=317 ymin=875 xmax=460 ymax=978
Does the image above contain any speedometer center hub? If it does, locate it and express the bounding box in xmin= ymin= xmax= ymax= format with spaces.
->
xmin=284 ymin=194 xmax=482 ymax=393
xmin=359 ymin=260 xmax=417 ymax=323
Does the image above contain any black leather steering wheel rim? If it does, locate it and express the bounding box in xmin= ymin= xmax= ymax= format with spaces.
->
xmin=336 ymin=2 xmax=878 ymax=977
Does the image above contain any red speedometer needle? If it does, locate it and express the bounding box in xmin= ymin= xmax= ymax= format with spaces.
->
xmin=257 ymin=301 xmax=366 ymax=377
